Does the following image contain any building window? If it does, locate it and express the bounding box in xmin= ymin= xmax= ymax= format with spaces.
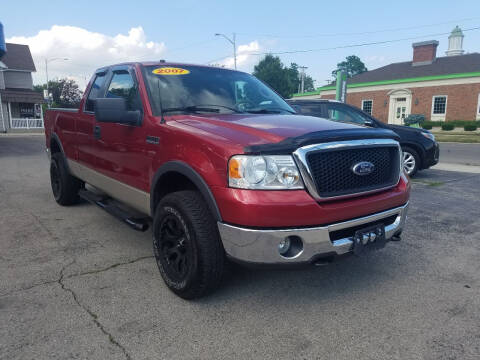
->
xmin=432 ymin=96 xmax=447 ymax=115
xmin=361 ymin=100 xmax=373 ymax=115
xmin=477 ymin=94 xmax=480 ymax=115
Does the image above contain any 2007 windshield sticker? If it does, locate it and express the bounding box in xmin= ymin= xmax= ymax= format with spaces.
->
xmin=152 ymin=67 xmax=190 ymax=75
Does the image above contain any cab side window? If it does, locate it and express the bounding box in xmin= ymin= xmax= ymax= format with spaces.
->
xmin=85 ymin=73 xmax=106 ymax=112
xmin=106 ymin=70 xmax=142 ymax=112
xmin=326 ymin=104 xmax=369 ymax=125
xmin=294 ymin=103 xmax=323 ymax=117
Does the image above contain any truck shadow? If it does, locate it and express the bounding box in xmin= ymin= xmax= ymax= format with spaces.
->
xmin=202 ymin=247 xmax=410 ymax=306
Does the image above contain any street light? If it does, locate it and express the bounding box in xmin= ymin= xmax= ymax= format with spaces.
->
xmin=215 ymin=33 xmax=236 ymax=70
xmin=45 ymin=57 xmax=69 ymax=107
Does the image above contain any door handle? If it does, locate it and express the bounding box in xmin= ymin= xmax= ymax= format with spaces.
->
xmin=94 ymin=125 xmax=101 ymax=139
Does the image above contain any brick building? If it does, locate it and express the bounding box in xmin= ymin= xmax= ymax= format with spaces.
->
xmin=293 ymin=27 xmax=480 ymax=124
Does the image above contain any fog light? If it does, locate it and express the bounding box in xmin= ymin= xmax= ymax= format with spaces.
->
xmin=278 ymin=235 xmax=304 ymax=258
xmin=278 ymin=238 xmax=291 ymax=255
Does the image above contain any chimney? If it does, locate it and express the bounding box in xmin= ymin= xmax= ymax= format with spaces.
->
xmin=412 ymin=40 xmax=439 ymax=66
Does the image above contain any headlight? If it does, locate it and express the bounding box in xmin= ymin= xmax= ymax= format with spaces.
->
xmin=228 ymin=155 xmax=304 ymax=189
xmin=421 ymin=131 xmax=435 ymax=142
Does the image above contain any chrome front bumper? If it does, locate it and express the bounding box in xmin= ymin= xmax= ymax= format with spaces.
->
xmin=218 ymin=203 xmax=408 ymax=264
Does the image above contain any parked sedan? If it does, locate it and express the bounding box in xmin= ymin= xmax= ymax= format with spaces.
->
xmin=287 ymin=99 xmax=439 ymax=176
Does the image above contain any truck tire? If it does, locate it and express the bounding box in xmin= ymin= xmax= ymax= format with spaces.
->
xmin=153 ymin=190 xmax=225 ymax=299
xmin=402 ymin=146 xmax=420 ymax=177
xmin=50 ymin=153 xmax=83 ymax=205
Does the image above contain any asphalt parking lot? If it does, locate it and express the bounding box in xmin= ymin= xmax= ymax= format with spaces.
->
xmin=1 ymin=136 xmax=479 ymax=360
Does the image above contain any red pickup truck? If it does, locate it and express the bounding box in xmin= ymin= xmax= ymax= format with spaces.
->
xmin=44 ymin=62 xmax=410 ymax=299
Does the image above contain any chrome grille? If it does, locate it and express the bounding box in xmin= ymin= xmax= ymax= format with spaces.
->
xmin=293 ymin=139 xmax=401 ymax=201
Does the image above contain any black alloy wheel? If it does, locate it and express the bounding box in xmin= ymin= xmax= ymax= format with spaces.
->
xmin=156 ymin=212 xmax=192 ymax=282
xmin=152 ymin=191 xmax=225 ymax=299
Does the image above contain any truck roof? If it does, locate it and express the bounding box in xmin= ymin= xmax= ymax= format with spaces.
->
xmin=94 ymin=61 xmax=242 ymax=74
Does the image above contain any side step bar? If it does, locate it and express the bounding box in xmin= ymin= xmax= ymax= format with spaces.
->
xmin=79 ymin=189 xmax=150 ymax=232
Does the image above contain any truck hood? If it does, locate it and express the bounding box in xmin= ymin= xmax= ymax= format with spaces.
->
xmin=173 ymin=113 xmax=357 ymax=142
xmin=171 ymin=113 xmax=399 ymax=154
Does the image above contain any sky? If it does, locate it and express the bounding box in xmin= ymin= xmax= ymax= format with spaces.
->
xmin=2 ymin=0 xmax=480 ymax=90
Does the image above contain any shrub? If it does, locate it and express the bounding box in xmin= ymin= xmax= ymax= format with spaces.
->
xmin=404 ymin=114 xmax=425 ymax=126
xmin=448 ymin=120 xmax=480 ymax=127
xmin=422 ymin=123 xmax=433 ymax=130
xmin=464 ymin=124 xmax=477 ymax=131
xmin=423 ymin=121 xmax=442 ymax=128
xmin=441 ymin=123 xmax=455 ymax=131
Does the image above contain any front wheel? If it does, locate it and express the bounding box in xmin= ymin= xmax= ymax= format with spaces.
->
xmin=153 ymin=190 xmax=226 ymax=299
xmin=402 ymin=146 xmax=420 ymax=177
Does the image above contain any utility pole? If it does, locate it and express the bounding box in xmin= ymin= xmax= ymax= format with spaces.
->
xmin=215 ymin=33 xmax=237 ymax=69
xmin=45 ymin=59 xmax=49 ymax=105
xmin=298 ymin=66 xmax=308 ymax=93
xmin=44 ymin=57 xmax=69 ymax=107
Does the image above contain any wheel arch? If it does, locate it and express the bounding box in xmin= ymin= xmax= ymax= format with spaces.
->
xmin=400 ymin=142 xmax=424 ymax=169
xmin=49 ymin=133 xmax=71 ymax=172
xmin=150 ymin=161 xmax=222 ymax=222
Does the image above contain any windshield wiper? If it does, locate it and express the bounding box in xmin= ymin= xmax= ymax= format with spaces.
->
xmin=162 ymin=105 xmax=220 ymax=114
xmin=195 ymin=104 xmax=244 ymax=113
xmin=162 ymin=104 xmax=243 ymax=114
xmin=246 ymin=107 xmax=295 ymax=114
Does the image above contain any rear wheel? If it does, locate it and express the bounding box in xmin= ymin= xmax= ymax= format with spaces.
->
xmin=50 ymin=153 xmax=83 ymax=205
xmin=153 ymin=190 xmax=225 ymax=299
xmin=402 ymin=146 xmax=420 ymax=177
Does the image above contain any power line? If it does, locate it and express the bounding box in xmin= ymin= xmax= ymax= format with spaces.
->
xmin=236 ymin=17 xmax=480 ymax=39
xmin=207 ymin=26 xmax=480 ymax=61
xmin=204 ymin=53 xmax=233 ymax=64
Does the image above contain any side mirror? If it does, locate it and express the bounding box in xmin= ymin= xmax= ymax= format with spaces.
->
xmin=94 ymin=98 xmax=141 ymax=125
xmin=364 ymin=119 xmax=376 ymax=127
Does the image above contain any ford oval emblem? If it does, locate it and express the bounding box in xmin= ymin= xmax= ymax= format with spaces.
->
xmin=352 ymin=161 xmax=375 ymax=176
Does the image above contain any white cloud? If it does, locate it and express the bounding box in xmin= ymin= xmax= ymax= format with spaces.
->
xmin=7 ymin=25 xmax=166 ymax=89
xmin=214 ymin=41 xmax=261 ymax=70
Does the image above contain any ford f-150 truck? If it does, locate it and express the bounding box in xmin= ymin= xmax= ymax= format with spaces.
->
xmin=44 ymin=62 xmax=410 ymax=299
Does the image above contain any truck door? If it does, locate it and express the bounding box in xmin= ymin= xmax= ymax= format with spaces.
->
xmin=77 ymin=71 xmax=107 ymax=168
xmin=92 ymin=66 xmax=150 ymax=195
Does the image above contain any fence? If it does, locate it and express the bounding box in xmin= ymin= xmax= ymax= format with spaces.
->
xmin=10 ymin=118 xmax=44 ymax=129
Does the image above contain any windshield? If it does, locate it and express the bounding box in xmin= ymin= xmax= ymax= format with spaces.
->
xmin=142 ymin=65 xmax=294 ymax=116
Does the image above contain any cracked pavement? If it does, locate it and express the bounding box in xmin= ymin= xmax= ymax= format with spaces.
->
xmin=1 ymin=136 xmax=479 ymax=360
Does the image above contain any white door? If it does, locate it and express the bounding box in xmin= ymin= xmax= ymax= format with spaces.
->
xmin=389 ymin=96 xmax=410 ymax=125
xmin=394 ymin=97 xmax=408 ymax=125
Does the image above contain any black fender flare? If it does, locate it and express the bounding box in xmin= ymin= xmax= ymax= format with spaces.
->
xmin=150 ymin=161 xmax=222 ymax=222
xmin=50 ymin=133 xmax=71 ymax=172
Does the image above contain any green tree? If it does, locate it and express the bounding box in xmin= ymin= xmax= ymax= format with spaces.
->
xmin=253 ymin=55 xmax=316 ymax=97
xmin=253 ymin=55 xmax=293 ymax=98
xmin=34 ymin=78 xmax=83 ymax=108
xmin=331 ymin=55 xmax=368 ymax=79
